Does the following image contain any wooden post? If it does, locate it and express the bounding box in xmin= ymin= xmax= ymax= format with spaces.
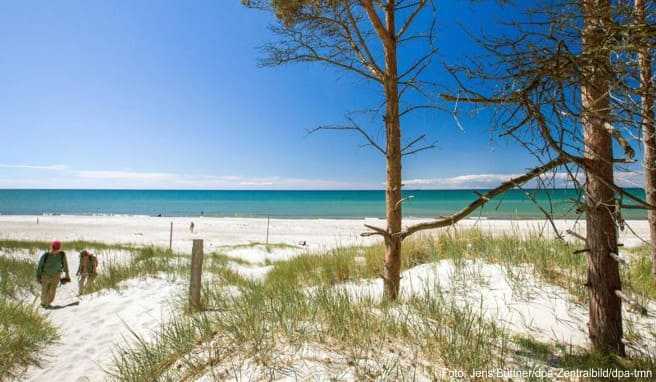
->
xmin=169 ymin=221 xmax=173 ymax=251
xmin=189 ymin=239 xmax=204 ymax=312
xmin=266 ymin=216 xmax=270 ymax=245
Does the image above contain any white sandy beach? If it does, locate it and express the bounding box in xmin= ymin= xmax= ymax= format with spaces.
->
xmin=0 ymin=214 xmax=651 ymax=251
xmin=2 ymin=215 xmax=653 ymax=381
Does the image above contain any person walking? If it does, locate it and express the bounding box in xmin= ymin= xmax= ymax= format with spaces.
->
xmin=36 ymin=240 xmax=71 ymax=308
xmin=77 ymin=250 xmax=98 ymax=295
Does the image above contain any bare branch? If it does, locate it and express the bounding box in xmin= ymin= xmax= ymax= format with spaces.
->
xmin=308 ymin=117 xmax=386 ymax=156
xmin=400 ymin=156 xmax=569 ymax=239
xmin=615 ymin=290 xmax=649 ymax=316
xmin=361 ymin=224 xmax=389 ymax=238
xmin=362 ymin=0 xmax=392 ymax=44
xmin=397 ymin=0 xmax=427 ymax=39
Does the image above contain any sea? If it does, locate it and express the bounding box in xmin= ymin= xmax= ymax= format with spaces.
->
xmin=0 ymin=189 xmax=647 ymax=219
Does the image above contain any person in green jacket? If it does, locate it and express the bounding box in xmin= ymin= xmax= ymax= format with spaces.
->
xmin=36 ymin=240 xmax=70 ymax=308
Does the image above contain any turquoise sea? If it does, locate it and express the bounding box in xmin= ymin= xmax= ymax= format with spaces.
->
xmin=0 ymin=189 xmax=647 ymax=219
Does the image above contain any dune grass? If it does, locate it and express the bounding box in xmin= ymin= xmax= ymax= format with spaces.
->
xmin=110 ymin=278 xmax=510 ymax=381
xmin=5 ymin=231 xmax=653 ymax=380
xmin=84 ymin=246 xmax=181 ymax=294
xmin=0 ymin=254 xmax=59 ymax=379
xmin=0 ymin=253 xmax=40 ymax=298
xmin=0 ymin=298 xmax=59 ymax=381
xmin=85 ymin=247 xmax=254 ymax=295
xmin=266 ymin=229 xmax=585 ymax=296
xmin=215 ymin=241 xmax=300 ymax=254
xmin=0 ymin=239 xmax=135 ymax=253
xmin=267 ymin=229 xmax=656 ymax=306
xmin=109 ymin=236 xmax=517 ymax=381
xmin=108 ymin=229 xmax=656 ymax=380
xmin=623 ymin=246 xmax=656 ymax=302
xmin=515 ymin=335 xmax=655 ymax=381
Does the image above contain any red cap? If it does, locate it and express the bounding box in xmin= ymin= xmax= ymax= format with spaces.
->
xmin=51 ymin=240 xmax=62 ymax=252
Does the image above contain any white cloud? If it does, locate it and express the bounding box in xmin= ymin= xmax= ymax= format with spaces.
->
xmin=76 ymin=170 xmax=177 ymax=180
xmin=0 ymin=163 xmax=646 ymax=190
xmin=0 ymin=164 xmax=373 ymax=189
xmin=405 ymin=174 xmax=524 ymax=189
xmin=0 ymin=164 xmax=68 ymax=171
xmin=404 ymin=171 xmax=645 ymax=190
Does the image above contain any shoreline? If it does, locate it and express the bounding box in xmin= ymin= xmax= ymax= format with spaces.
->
xmin=2 ymin=212 xmax=648 ymax=221
xmin=0 ymin=214 xmax=650 ymax=250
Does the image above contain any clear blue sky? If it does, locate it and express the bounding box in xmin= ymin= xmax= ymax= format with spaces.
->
xmin=0 ymin=0 xmax=569 ymax=189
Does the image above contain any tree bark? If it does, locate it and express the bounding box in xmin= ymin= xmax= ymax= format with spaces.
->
xmin=581 ymin=0 xmax=625 ymax=356
xmin=635 ymin=0 xmax=656 ymax=278
xmin=381 ymin=2 xmax=403 ymax=301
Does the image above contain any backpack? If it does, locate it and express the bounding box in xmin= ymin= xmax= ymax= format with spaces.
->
xmin=89 ymin=254 xmax=98 ymax=274
xmin=39 ymin=251 xmax=66 ymax=274
xmin=79 ymin=252 xmax=98 ymax=274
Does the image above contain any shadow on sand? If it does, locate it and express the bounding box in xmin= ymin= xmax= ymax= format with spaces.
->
xmin=46 ymin=301 xmax=80 ymax=310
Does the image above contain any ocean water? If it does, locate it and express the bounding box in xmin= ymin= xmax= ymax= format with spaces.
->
xmin=0 ymin=189 xmax=647 ymax=219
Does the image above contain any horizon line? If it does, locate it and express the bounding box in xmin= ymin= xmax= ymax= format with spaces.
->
xmin=0 ymin=187 xmax=646 ymax=192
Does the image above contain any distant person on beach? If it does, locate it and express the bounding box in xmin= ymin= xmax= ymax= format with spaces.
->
xmin=77 ymin=250 xmax=98 ymax=295
xmin=36 ymin=240 xmax=71 ymax=308
xmin=190 ymin=221 xmax=195 ymax=233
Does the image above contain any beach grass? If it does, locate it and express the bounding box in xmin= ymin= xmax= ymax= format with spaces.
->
xmin=265 ymin=229 xmax=587 ymax=297
xmin=0 ymin=239 xmax=135 ymax=253
xmin=106 ymin=230 xmax=656 ymax=380
xmin=0 ymin=253 xmax=39 ymax=298
xmin=110 ymin=278 xmax=510 ymax=381
xmin=514 ymin=335 xmax=656 ymax=381
xmin=108 ymin=237 xmax=518 ymax=380
xmin=84 ymin=246 xmax=182 ymax=294
xmin=86 ymin=247 xmax=254 ymax=295
xmin=215 ymin=241 xmax=301 ymax=253
xmin=0 ymin=254 xmax=59 ymax=380
xmin=0 ymin=298 xmax=59 ymax=381
xmin=266 ymin=229 xmax=656 ymax=307
xmin=3 ymin=230 xmax=656 ymax=380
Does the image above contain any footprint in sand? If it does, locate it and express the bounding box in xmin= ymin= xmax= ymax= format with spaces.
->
xmin=75 ymin=377 xmax=91 ymax=382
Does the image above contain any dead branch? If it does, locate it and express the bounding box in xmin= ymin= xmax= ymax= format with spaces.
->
xmin=566 ymin=229 xmax=587 ymax=243
xmin=615 ymin=290 xmax=648 ymax=316
xmin=397 ymin=0 xmax=426 ymax=39
xmin=609 ymin=252 xmax=628 ymax=266
xmin=308 ymin=117 xmax=386 ymax=156
xmin=397 ymin=156 xmax=569 ymax=239
xmin=401 ymin=134 xmax=437 ymax=156
xmin=361 ymin=224 xmax=389 ymax=238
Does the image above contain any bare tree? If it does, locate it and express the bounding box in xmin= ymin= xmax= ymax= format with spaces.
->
xmin=633 ymin=0 xmax=656 ymax=277
xmin=244 ymin=0 xmax=571 ymax=300
xmin=580 ymin=0 xmax=625 ymax=356
xmin=439 ymin=0 xmax=656 ymax=355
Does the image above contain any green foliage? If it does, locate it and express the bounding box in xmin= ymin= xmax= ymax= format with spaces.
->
xmin=0 ymin=255 xmax=38 ymax=298
xmin=0 ymin=298 xmax=59 ymax=380
xmin=109 ymin=234 xmax=515 ymax=381
xmin=624 ymin=246 xmax=656 ymax=302
xmin=515 ymin=335 xmax=656 ymax=381
xmin=0 ymin=239 xmax=135 ymax=253
xmin=0 ymin=252 xmax=59 ymax=380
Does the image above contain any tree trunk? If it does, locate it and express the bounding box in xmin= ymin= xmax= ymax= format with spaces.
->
xmin=635 ymin=0 xmax=656 ymax=278
xmin=382 ymin=3 xmax=403 ymax=301
xmin=581 ymin=0 xmax=625 ymax=356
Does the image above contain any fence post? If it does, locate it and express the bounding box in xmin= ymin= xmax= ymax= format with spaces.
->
xmin=189 ymin=239 xmax=204 ymax=312
xmin=266 ymin=216 xmax=270 ymax=245
xmin=169 ymin=221 xmax=173 ymax=251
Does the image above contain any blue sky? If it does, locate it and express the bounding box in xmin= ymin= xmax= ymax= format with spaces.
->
xmin=0 ymin=1 xmax=641 ymax=189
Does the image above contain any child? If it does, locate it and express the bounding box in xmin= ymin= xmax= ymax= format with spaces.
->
xmin=77 ymin=250 xmax=98 ymax=295
xmin=36 ymin=240 xmax=70 ymax=308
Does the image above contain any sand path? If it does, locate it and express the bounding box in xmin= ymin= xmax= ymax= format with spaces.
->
xmin=21 ymin=275 xmax=182 ymax=382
